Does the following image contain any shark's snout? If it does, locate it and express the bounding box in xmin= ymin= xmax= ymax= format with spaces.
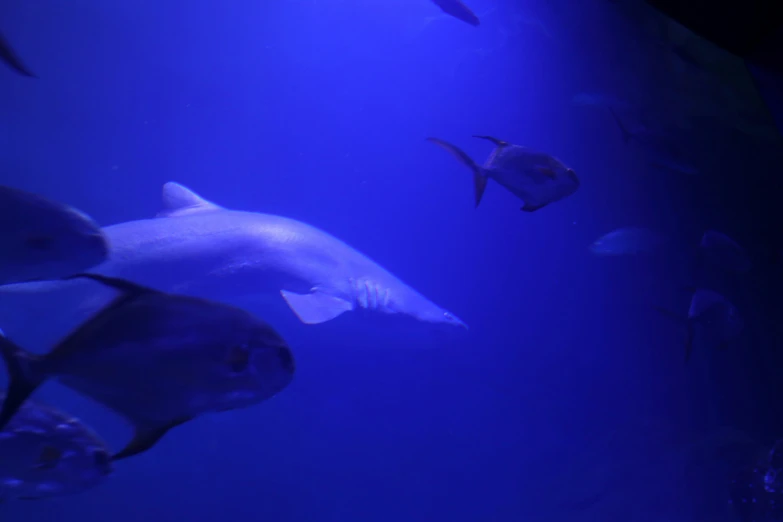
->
xmin=442 ymin=310 xmax=468 ymax=330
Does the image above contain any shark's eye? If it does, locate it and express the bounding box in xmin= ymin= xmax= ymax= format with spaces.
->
xmin=35 ymin=445 xmax=63 ymax=470
xmin=226 ymin=345 xmax=250 ymax=374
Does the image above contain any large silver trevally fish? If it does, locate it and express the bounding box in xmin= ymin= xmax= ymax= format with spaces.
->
xmin=0 ymin=185 xmax=107 ymax=285
xmin=0 ymin=274 xmax=295 ymax=461
xmin=0 ymin=392 xmax=112 ymax=502
xmin=427 ymin=135 xmax=580 ymax=212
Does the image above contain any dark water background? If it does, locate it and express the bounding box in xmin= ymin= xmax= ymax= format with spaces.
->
xmin=1 ymin=0 xmax=782 ymax=521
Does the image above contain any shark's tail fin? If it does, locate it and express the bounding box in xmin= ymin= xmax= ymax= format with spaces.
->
xmin=607 ymin=107 xmax=633 ymax=145
xmin=426 ymin=137 xmax=489 ymax=208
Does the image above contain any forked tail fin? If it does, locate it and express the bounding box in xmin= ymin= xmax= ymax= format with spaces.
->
xmin=654 ymin=306 xmax=695 ymax=362
xmin=0 ymin=333 xmax=45 ymax=430
xmin=426 ymin=137 xmax=489 ymax=207
xmin=607 ymin=107 xmax=633 ymax=145
xmin=0 ymin=30 xmax=36 ymax=78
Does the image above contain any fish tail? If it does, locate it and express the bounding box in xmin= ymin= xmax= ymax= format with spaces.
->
xmin=745 ymin=28 xmax=783 ymax=141
xmin=607 ymin=107 xmax=632 ymax=145
xmin=691 ymin=244 xmax=706 ymax=279
xmin=654 ymin=306 xmax=686 ymax=323
xmin=0 ymin=332 xmax=44 ymax=431
xmin=685 ymin=322 xmax=696 ymax=362
xmin=426 ymin=137 xmax=489 ymax=207
xmin=0 ymin=31 xmax=36 ymax=78
xmin=471 ymin=135 xmax=509 ymax=147
xmin=654 ymin=306 xmax=694 ymax=362
xmin=431 ymin=0 xmax=480 ymax=27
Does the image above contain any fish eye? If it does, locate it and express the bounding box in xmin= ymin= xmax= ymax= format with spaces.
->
xmin=25 ymin=235 xmax=55 ymax=251
xmin=35 ymin=445 xmax=63 ymax=470
xmin=226 ymin=345 xmax=250 ymax=374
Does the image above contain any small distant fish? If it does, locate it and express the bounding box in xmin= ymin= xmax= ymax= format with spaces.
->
xmin=429 ymin=0 xmax=480 ymax=26
xmin=0 ymin=273 xmax=295 ymax=461
xmin=590 ymin=227 xmax=667 ymax=256
xmin=728 ymin=438 xmax=783 ymax=522
xmin=0 ymin=31 xmax=35 ymax=78
xmin=729 ymin=465 xmax=783 ymax=522
xmin=0 ymin=393 xmax=111 ymax=502
xmin=766 ymin=438 xmax=783 ymax=489
xmin=607 ymin=107 xmax=699 ymax=176
xmin=427 ymin=135 xmax=579 ymax=212
xmin=656 ymin=288 xmax=743 ymax=362
xmin=0 ymin=185 xmax=108 ymax=286
xmin=698 ymin=230 xmax=752 ymax=273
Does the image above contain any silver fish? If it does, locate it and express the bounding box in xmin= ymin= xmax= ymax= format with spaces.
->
xmin=0 ymin=394 xmax=111 ymax=502
xmin=590 ymin=227 xmax=668 ymax=256
xmin=607 ymin=108 xmax=699 ymax=176
xmin=698 ymin=230 xmax=751 ymax=273
xmin=0 ymin=185 xmax=108 ymax=285
xmin=656 ymin=288 xmax=743 ymax=362
xmin=0 ymin=274 xmax=295 ymax=461
xmin=427 ymin=135 xmax=580 ymax=212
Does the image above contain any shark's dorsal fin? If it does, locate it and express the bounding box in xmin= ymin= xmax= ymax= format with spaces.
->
xmin=157 ymin=182 xmax=223 ymax=218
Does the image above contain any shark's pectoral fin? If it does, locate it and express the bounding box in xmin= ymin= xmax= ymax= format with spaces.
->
xmin=521 ymin=201 xmax=550 ymax=212
xmin=280 ymin=289 xmax=353 ymax=324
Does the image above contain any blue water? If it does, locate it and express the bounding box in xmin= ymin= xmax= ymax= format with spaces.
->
xmin=2 ymin=1 xmax=783 ymax=521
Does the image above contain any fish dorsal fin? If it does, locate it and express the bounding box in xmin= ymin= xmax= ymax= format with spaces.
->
xmin=472 ymin=135 xmax=510 ymax=147
xmin=157 ymin=182 xmax=223 ymax=218
xmin=64 ymin=274 xmax=161 ymax=320
xmin=66 ymin=273 xmax=159 ymax=298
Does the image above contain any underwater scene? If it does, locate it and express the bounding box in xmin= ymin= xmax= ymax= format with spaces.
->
xmin=1 ymin=0 xmax=782 ymax=521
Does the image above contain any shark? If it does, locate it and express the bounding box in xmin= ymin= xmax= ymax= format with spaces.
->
xmin=0 ymin=182 xmax=466 ymax=348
